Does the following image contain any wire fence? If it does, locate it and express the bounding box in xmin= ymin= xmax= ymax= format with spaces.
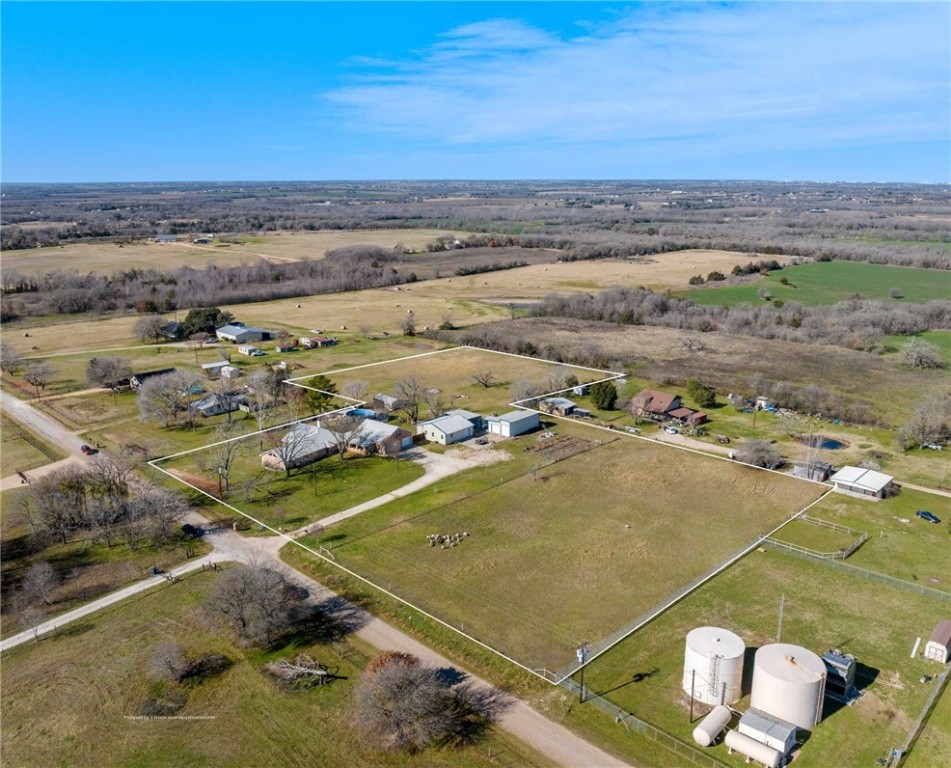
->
xmin=763 ymin=541 xmax=951 ymax=602
xmin=894 ymin=664 xmax=951 ymax=767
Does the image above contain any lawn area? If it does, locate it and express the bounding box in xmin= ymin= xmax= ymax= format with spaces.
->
xmin=886 ymin=330 xmax=951 ymax=367
xmin=314 ymin=345 xmax=612 ymax=416
xmin=0 ymin=487 xmax=210 ymax=636
xmin=683 ymin=261 xmax=951 ymax=306
xmin=580 ymin=549 xmax=951 ymax=768
xmin=161 ymin=445 xmax=425 ymax=533
xmin=0 ymin=568 xmax=553 ymax=768
xmin=0 ymin=413 xmax=65 ymax=475
xmin=300 ymin=431 xmax=823 ymax=671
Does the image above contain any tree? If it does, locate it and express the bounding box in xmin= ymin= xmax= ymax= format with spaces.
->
xmin=0 ymin=341 xmax=23 ymax=374
xmin=901 ymin=337 xmax=943 ymax=369
xmin=195 ymin=422 xmax=247 ymax=494
xmin=19 ymin=561 xmax=58 ymax=606
xmin=86 ymin=356 xmax=133 ymax=404
xmin=395 ymin=377 xmax=424 ymax=423
xmin=148 ymin=640 xmax=190 ymax=683
xmin=204 ymin=565 xmax=296 ymax=646
xmin=889 ymin=287 xmax=904 ymax=299
xmin=137 ymin=371 xmax=186 ymax=427
xmin=28 ymin=465 xmax=88 ymax=544
xmin=188 ymin=332 xmax=212 ymax=364
xmin=24 ymin=361 xmax=55 ymax=398
xmin=735 ymin=439 xmax=782 ymax=469
xmin=342 ymin=379 xmax=369 ymax=404
xmin=898 ymin=392 xmax=950 ymax=449
xmin=401 ymin=310 xmax=416 ymax=337
xmin=590 ymin=381 xmax=618 ymax=410
xmin=423 ymin=388 xmax=447 ymax=419
xmin=132 ymin=314 xmax=166 ymax=342
xmin=471 ymin=369 xmax=496 ymax=389
xmin=685 ymin=378 xmax=717 ymax=408
xmin=305 ymin=374 xmax=339 ymax=412
xmin=354 ymin=652 xmax=509 ymax=752
xmin=181 ymin=307 xmax=234 ymax=337
xmin=324 ymin=413 xmax=363 ymax=460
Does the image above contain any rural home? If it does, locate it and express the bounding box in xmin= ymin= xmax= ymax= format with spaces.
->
xmin=261 ymin=422 xmax=337 ymax=471
xmin=418 ymin=413 xmax=475 ymax=445
xmin=348 ymin=420 xmax=413 ymax=456
xmin=540 ymin=397 xmax=577 ymax=416
xmin=829 ymin=466 xmax=895 ymax=498
xmin=486 ymin=410 xmax=540 ymax=437
xmin=630 ymin=389 xmax=682 ymax=418
xmin=159 ymin=321 xmax=183 ymax=340
xmin=924 ymin=620 xmax=951 ymax=663
xmin=237 ymin=345 xmax=263 ymax=356
xmin=200 ymin=360 xmax=230 ymax=379
xmin=668 ymin=407 xmax=708 ymax=428
xmin=130 ymin=368 xmax=176 ymax=390
xmin=373 ymin=393 xmax=403 ymax=412
xmin=445 ymin=408 xmax=485 ymax=431
xmin=190 ymin=393 xmax=244 ymax=417
xmin=216 ymin=323 xmax=276 ymax=344
xmin=300 ymin=335 xmax=337 ymax=348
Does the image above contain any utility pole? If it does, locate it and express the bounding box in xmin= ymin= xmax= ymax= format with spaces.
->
xmin=576 ymin=641 xmax=590 ymax=703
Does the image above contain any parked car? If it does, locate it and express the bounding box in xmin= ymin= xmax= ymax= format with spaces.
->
xmin=916 ymin=510 xmax=941 ymax=524
xmin=922 ymin=442 xmax=943 ymax=451
xmin=80 ymin=444 xmax=98 ymax=455
xmin=664 ymin=426 xmax=679 ymax=435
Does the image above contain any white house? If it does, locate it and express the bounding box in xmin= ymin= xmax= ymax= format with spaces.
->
xmin=418 ymin=413 xmax=474 ymax=445
xmin=486 ymin=410 xmax=539 ymax=437
xmin=829 ymin=466 xmax=894 ymax=498
xmin=924 ymin=620 xmax=951 ymax=663
xmin=216 ymin=324 xmax=276 ymax=344
xmin=445 ymin=408 xmax=484 ymax=430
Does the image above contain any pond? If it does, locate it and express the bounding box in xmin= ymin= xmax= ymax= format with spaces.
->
xmin=799 ymin=434 xmax=849 ymax=450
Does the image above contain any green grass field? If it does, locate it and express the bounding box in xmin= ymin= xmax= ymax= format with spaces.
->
xmin=0 ymin=414 xmax=66 ymax=475
xmin=297 ymin=430 xmax=822 ymax=671
xmin=0 ymin=569 xmax=553 ymax=768
xmin=580 ymin=549 xmax=951 ymax=768
xmin=683 ymin=262 xmax=951 ymax=306
xmin=886 ymin=330 xmax=951 ymax=366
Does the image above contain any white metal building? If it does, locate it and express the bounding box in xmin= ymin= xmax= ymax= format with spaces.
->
xmin=418 ymin=414 xmax=474 ymax=445
xmin=924 ymin=620 xmax=951 ymax=663
xmin=216 ymin=324 xmax=275 ymax=344
xmin=738 ymin=708 xmax=798 ymax=756
xmin=486 ymin=410 xmax=540 ymax=437
xmin=829 ymin=466 xmax=894 ymax=498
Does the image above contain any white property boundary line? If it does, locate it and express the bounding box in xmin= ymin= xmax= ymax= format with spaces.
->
xmin=149 ymin=343 xmax=836 ymax=684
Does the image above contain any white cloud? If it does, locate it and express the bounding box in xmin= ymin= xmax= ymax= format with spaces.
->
xmin=323 ymin=3 xmax=950 ymax=156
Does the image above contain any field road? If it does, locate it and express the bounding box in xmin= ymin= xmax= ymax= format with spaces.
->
xmin=0 ymin=389 xmax=88 ymax=455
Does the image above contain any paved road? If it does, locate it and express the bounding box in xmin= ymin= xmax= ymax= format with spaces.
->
xmin=0 ymin=389 xmax=87 ymax=455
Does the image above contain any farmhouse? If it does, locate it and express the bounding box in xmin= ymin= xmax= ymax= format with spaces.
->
xmin=829 ymin=466 xmax=895 ymax=498
xmin=924 ymin=620 xmax=951 ymax=663
xmin=487 ymin=410 xmax=540 ymax=437
xmin=190 ymin=393 xmax=244 ymax=417
xmin=418 ymin=413 xmax=475 ymax=445
xmin=445 ymin=408 xmax=485 ymax=431
xmin=300 ymin=335 xmax=337 ymax=348
xmin=216 ymin=323 xmax=276 ymax=344
xmin=373 ymin=393 xmax=403 ymax=412
xmin=668 ymin=407 xmax=708 ymax=428
xmin=630 ymin=389 xmax=682 ymax=418
xmin=261 ymin=422 xmax=338 ymax=471
xmin=348 ymin=420 xmax=413 ymax=456
xmin=130 ymin=368 xmax=176 ymax=390
xmin=540 ymin=397 xmax=577 ymax=416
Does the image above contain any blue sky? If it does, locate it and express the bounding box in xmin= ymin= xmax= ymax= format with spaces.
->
xmin=2 ymin=1 xmax=948 ymax=182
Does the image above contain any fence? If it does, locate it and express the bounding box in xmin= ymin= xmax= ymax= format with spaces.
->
xmin=799 ymin=513 xmax=854 ymax=534
xmin=767 ymin=531 xmax=869 ymax=561
xmin=894 ymin=665 xmax=950 ymax=767
xmin=763 ymin=541 xmax=951 ymax=602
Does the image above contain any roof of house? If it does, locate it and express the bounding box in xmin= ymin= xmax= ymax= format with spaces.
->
xmin=200 ymin=360 xmax=230 ymax=370
xmin=668 ymin=407 xmax=695 ymax=420
xmin=928 ymin=619 xmax=951 ymax=647
xmin=132 ymin=367 xmax=176 ymax=380
xmin=739 ymin=709 xmax=798 ymax=743
xmin=446 ymin=408 xmax=481 ymax=422
xmin=829 ymin=466 xmax=893 ymax=492
xmin=632 ymin=389 xmax=680 ymax=413
xmin=353 ymin=419 xmax=404 ymax=443
xmin=274 ymin=423 xmax=338 ymax=462
xmin=424 ymin=414 xmax=475 ymax=434
xmin=544 ymin=397 xmax=577 ymax=408
xmin=489 ymin=409 xmax=539 ymax=424
xmin=217 ymin=324 xmax=270 ymax=336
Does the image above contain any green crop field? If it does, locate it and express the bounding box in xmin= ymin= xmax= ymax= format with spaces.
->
xmin=297 ymin=430 xmax=823 ymax=671
xmin=580 ymin=549 xmax=951 ymax=768
xmin=684 ymin=261 xmax=951 ymax=306
xmin=0 ymin=569 xmax=553 ymax=768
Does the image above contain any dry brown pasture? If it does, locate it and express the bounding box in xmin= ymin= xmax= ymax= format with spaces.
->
xmin=2 ymin=229 xmax=457 ymax=273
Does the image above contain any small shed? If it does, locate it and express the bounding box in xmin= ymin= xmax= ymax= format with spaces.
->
xmin=200 ymin=360 xmax=230 ymax=379
xmin=220 ymin=365 xmax=241 ymax=380
xmin=793 ymin=461 xmax=833 ymax=482
xmin=829 ymin=466 xmax=894 ymax=498
xmin=541 ymin=397 xmax=577 ymax=416
xmin=924 ymin=620 xmax=951 ymax=663
xmin=486 ymin=410 xmax=539 ymax=437
xmin=738 ymin=709 xmax=798 ymax=756
xmin=373 ymin=393 xmax=403 ymax=412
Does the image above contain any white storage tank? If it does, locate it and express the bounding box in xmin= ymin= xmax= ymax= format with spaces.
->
xmin=683 ymin=626 xmax=746 ymax=705
xmin=725 ymin=729 xmax=782 ymax=768
xmin=693 ymin=704 xmax=732 ymax=747
xmin=751 ymin=643 xmax=826 ymax=729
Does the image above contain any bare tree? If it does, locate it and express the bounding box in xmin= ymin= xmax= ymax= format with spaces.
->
xmin=195 ymin=422 xmax=247 ymax=494
xmin=423 ymin=389 xmax=447 ymax=419
xmin=28 ymin=465 xmax=88 ymax=544
xmin=324 ymin=413 xmax=363 ymax=460
xmin=133 ymin=314 xmax=167 ymax=342
xmin=395 ymin=376 xmax=424 ymax=424
xmin=137 ymin=370 xmax=197 ymax=427
xmin=265 ymin=654 xmax=340 ymax=689
xmin=354 ymin=652 xmax=510 ymax=752
xmin=471 ymin=369 xmax=496 ymax=389
xmin=138 ymin=487 xmax=190 ymax=544
xmin=901 ymin=337 xmax=943 ymax=369
xmin=86 ymin=356 xmax=133 ymax=404
xmin=735 ymin=439 xmax=783 ymax=469
xmin=148 ymin=640 xmax=190 ymax=683
xmin=342 ymin=379 xmax=369 ymax=404
xmin=898 ymin=392 xmax=950 ymax=449
xmin=19 ymin=561 xmax=59 ymax=606
xmin=24 ymin=361 xmax=55 ymax=398
xmin=0 ymin=341 xmax=23 ymax=374
xmin=18 ymin=605 xmax=46 ymax=640
xmin=400 ymin=310 xmax=416 ymax=336
xmin=203 ymin=565 xmax=296 ymax=646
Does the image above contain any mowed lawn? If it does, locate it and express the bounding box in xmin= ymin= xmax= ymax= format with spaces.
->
xmin=308 ymin=435 xmax=823 ymax=671
xmin=684 ymin=261 xmax=951 ymax=306
xmin=0 ymin=569 xmax=553 ymax=768
xmin=318 ymin=346 xmax=611 ymax=414
xmin=580 ymin=550 xmax=951 ymax=768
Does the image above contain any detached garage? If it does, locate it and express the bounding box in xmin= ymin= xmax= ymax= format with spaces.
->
xmin=829 ymin=466 xmax=894 ymax=498
xmin=487 ymin=410 xmax=540 ymax=437
xmin=418 ymin=414 xmax=474 ymax=445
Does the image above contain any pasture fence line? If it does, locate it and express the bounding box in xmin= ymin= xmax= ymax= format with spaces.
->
xmin=763 ymin=541 xmax=951 ymax=602
xmin=4 ymin=423 xmax=62 ymax=466
xmin=767 ymin=531 xmax=869 ymax=561
xmin=894 ymin=664 xmax=950 ymax=768
xmin=798 ymin=513 xmax=855 ymax=534
xmin=556 ymin=676 xmax=730 ymax=768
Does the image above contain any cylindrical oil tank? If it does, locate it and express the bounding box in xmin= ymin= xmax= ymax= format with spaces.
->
xmin=693 ymin=704 xmax=732 ymax=747
xmin=683 ymin=626 xmax=746 ymax=705
xmin=725 ymin=729 xmax=782 ymax=768
xmin=750 ymin=643 xmax=826 ymax=729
